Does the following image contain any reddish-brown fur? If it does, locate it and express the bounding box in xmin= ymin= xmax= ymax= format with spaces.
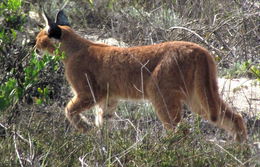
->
xmin=35 ymin=25 xmax=247 ymax=142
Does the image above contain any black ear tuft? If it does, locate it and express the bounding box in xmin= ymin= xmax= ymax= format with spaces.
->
xmin=42 ymin=10 xmax=62 ymax=39
xmin=42 ymin=10 xmax=54 ymax=27
xmin=55 ymin=10 xmax=70 ymax=26
xmin=48 ymin=24 xmax=62 ymax=39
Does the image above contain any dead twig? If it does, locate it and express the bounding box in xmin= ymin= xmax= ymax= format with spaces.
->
xmin=214 ymin=142 xmax=243 ymax=166
xmin=13 ymin=133 xmax=24 ymax=167
xmin=168 ymin=26 xmax=222 ymax=55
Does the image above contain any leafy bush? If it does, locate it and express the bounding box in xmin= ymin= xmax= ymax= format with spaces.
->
xmin=222 ymin=60 xmax=260 ymax=81
xmin=0 ymin=0 xmax=63 ymax=111
xmin=0 ymin=0 xmax=25 ymax=111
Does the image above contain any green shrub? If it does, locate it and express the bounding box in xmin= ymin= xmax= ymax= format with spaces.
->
xmin=0 ymin=0 xmax=64 ymax=111
xmin=223 ymin=60 xmax=260 ymax=81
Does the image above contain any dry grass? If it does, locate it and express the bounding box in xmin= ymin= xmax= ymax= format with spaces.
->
xmin=0 ymin=97 xmax=259 ymax=166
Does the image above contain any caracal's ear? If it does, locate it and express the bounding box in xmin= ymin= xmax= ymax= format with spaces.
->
xmin=55 ymin=10 xmax=70 ymax=26
xmin=42 ymin=10 xmax=62 ymax=39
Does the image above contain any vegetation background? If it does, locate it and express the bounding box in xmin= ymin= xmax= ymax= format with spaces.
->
xmin=0 ymin=0 xmax=259 ymax=166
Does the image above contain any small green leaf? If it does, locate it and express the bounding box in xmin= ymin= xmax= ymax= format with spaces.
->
xmin=87 ymin=0 xmax=94 ymax=8
xmin=43 ymin=87 xmax=49 ymax=97
xmin=11 ymin=29 xmax=17 ymax=39
xmin=7 ymin=0 xmax=22 ymax=11
xmin=36 ymin=98 xmax=43 ymax=105
xmin=37 ymin=87 xmax=43 ymax=94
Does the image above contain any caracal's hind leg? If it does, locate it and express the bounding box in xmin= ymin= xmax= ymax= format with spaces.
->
xmin=190 ymin=93 xmax=247 ymax=142
xmin=95 ymin=99 xmax=118 ymax=127
xmin=154 ymin=98 xmax=182 ymax=130
xmin=148 ymin=88 xmax=184 ymax=130
xmin=147 ymin=60 xmax=188 ymax=130
xmin=189 ymin=93 xmax=211 ymax=121
xmin=65 ymin=96 xmax=95 ymax=132
xmin=216 ymin=100 xmax=247 ymax=142
xmin=189 ymin=72 xmax=247 ymax=142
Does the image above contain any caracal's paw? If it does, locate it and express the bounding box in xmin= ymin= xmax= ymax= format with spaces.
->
xmin=77 ymin=124 xmax=93 ymax=133
xmin=233 ymin=126 xmax=248 ymax=143
xmin=74 ymin=114 xmax=95 ymax=133
xmin=234 ymin=132 xmax=248 ymax=143
xmin=233 ymin=115 xmax=248 ymax=142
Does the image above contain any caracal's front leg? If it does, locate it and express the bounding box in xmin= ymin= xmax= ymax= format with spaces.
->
xmin=65 ymin=96 xmax=95 ymax=132
xmin=95 ymin=99 xmax=118 ymax=127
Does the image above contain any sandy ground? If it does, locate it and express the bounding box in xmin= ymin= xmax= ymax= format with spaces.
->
xmin=218 ymin=78 xmax=260 ymax=116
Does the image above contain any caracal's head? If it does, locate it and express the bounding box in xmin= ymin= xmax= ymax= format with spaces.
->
xmin=35 ymin=10 xmax=70 ymax=54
